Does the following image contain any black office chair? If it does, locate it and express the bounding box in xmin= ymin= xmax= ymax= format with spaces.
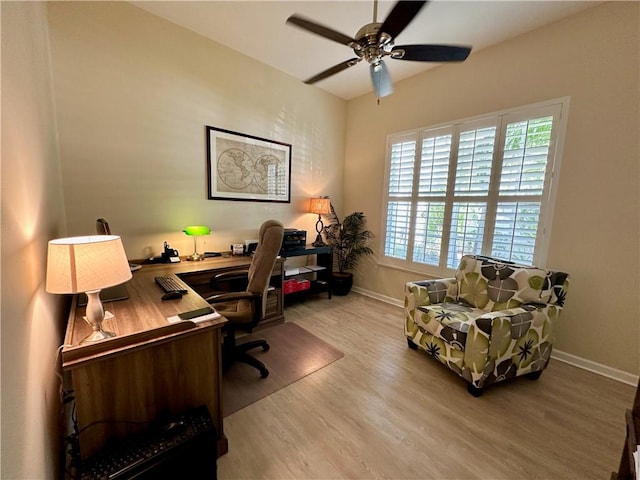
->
xmin=96 ymin=218 xmax=111 ymax=235
xmin=206 ymin=220 xmax=284 ymax=378
xmin=95 ymin=218 xmax=141 ymax=272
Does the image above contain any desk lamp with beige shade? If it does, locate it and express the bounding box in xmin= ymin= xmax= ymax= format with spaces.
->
xmin=46 ymin=235 xmax=132 ymax=344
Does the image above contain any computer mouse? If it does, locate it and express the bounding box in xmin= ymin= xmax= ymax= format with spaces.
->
xmin=161 ymin=292 xmax=183 ymax=301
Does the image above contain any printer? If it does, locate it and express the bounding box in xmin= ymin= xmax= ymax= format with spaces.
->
xmin=281 ymin=229 xmax=306 ymax=251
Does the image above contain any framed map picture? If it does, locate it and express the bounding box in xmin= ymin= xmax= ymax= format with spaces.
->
xmin=206 ymin=126 xmax=291 ymax=203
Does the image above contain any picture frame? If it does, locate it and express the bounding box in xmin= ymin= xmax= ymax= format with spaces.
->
xmin=206 ymin=126 xmax=292 ymax=203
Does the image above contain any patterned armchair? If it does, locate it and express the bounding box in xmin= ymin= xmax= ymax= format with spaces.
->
xmin=404 ymin=254 xmax=569 ymax=396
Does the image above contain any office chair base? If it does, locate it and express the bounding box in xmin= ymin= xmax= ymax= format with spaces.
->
xmin=237 ymin=339 xmax=270 ymax=378
xmin=236 ymin=350 xmax=270 ymax=378
xmin=223 ymin=337 xmax=270 ymax=378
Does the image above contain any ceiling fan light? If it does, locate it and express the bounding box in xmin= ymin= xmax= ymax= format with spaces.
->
xmin=370 ymin=60 xmax=393 ymax=98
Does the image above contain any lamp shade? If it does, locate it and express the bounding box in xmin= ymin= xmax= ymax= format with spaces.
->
xmin=183 ymin=225 xmax=211 ymax=236
xmin=46 ymin=235 xmax=132 ymax=294
xmin=309 ymin=197 xmax=331 ymax=215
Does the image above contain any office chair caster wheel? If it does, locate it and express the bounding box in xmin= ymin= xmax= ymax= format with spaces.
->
xmin=263 ymin=343 xmax=270 ymax=352
xmin=260 ymin=368 xmax=269 ymax=378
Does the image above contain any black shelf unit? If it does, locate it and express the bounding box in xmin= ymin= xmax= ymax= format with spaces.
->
xmin=280 ymin=245 xmax=333 ymax=302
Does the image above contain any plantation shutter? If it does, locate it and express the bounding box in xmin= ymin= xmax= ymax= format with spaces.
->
xmin=380 ymin=99 xmax=566 ymax=275
xmin=446 ymin=124 xmax=496 ymax=268
xmin=490 ymin=110 xmax=558 ymax=264
xmin=412 ymin=131 xmax=452 ymax=265
xmin=384 ymin=135 xmax=417 ymax=260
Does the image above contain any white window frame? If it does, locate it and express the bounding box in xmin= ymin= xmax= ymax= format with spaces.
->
xmin=380 ymin=97 xmax=569 ymax=277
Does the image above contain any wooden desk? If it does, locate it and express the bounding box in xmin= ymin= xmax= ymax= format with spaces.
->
xmin=61 ymin=255 xmax=282 ymax=461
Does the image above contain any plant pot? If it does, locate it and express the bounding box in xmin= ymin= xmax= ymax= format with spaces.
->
xmin=331 ymin=272 xmax=353 ymax=296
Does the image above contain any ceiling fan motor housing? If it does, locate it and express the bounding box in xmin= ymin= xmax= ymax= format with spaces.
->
xmin=355 ymin=23 xmax=394 ymax=64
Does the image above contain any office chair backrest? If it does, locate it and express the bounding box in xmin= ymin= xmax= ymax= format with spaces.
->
xmin=247 ymin=219 xmax=284 ymax=316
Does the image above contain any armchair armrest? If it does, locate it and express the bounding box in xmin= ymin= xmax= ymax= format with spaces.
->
xmin=406 ymin=277 xmax=458 ymax=307
xmin=404 ymin=277 xmax=458 ymax=340
xmin=468 ymin=303 xmax=560 ymax=383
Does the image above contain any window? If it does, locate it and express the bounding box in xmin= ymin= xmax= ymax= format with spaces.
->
xmin=382 ymin=99 xmax=568 ymax=274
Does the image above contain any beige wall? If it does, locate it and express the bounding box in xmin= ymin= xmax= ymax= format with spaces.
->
xmin=344 ymin=2 xmax=640 ymax=375
xmin=1 ymin=2 xmax=68 ymax=478
xmin=47 ymin=1 xmax=346 ymax=260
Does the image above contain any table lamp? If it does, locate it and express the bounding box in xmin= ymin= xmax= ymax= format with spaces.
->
xmin=309 ymin=197 xmax=331 ymax=247
xmin=46 ymin=235 xmax=133 ymax=344
xmin=183 ymin=225 xmax=211 ymax=261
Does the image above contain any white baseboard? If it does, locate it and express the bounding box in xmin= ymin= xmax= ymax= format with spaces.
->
xmin=351 ymin=286 xmax=403 ymax=308
xmin=551 ymin=349 xmax=638 ymax=386
xmin=351 ymin=286 xmax=639 ymax=386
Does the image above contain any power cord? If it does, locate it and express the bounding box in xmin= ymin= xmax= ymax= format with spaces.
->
xmin=55 ymin=344 xmax=81 ymax=478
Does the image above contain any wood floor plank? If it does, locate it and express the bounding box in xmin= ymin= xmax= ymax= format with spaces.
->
xmin=217 ymin=293 xmax=635 ymax=479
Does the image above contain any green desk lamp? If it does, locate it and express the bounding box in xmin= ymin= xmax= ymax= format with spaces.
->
xmin=183 ymin=225 xmax=211 ymax=261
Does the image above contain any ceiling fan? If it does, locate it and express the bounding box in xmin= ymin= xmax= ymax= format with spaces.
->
xmin=286 ymin=0 xmax=472 ymax=99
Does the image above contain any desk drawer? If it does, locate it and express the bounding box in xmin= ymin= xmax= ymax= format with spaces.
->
xmin=265 ymin=288 xmax=281 ymax=319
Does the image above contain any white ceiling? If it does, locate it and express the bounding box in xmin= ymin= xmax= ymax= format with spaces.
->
xmin=131 ymin=1 xmax=598 ymax=100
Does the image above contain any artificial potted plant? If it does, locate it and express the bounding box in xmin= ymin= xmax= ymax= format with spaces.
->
xmin=323 ymin=203 xmax=374 ymax=296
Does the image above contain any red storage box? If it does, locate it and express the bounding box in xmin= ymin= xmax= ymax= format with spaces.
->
xmin=283 ymin=279 xmax=298 ymax=294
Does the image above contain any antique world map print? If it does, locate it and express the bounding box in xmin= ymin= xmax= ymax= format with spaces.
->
xmin=207 ymin=126 xmax=291 ymax=203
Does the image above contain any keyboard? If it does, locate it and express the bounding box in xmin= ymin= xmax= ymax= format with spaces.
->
xmin=154 ymin=276 xmax=188 ymax=294
xmin=79 ymin=406 xmax=216 ymax=480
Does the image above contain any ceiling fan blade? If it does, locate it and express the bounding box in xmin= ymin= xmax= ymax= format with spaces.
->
xmin=370 ymin=60 xmax=393 ymax=98
xmin=305 ymin=58 xmax=361 ymax=84
xmin=392 ymin=44 xmax=472 ymax=62
xmin=378 ymin=1 xmax=428 ymax=40
xmin=287 ymin=15 xmax=358 ymax=47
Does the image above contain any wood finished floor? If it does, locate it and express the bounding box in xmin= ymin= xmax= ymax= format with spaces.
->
xmin=217 ymin=293 xmax=635 ymax=479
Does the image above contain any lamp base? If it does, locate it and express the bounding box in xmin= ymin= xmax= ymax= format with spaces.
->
xmin=82 ymin=293 xmax=117 ymax=344
xmin=312 ymin=215 xmax=326 ymax=247
xmin=312 ymin=234 xmax=326 ymax=247
xmin=188 ymin=252 xmax=204 ymax=261
xmin=81 ymin=329 xmax=116 ymax=344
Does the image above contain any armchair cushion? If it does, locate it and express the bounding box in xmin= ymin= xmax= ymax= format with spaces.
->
xmin=418 ymin=301 xmax=491 ymax=351
xmin=455 ymin=255 xmax=552 ymax=310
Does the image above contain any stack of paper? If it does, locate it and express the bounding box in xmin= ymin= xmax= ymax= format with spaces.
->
xmin=305 ymin=264 xmax=325 ymax=271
